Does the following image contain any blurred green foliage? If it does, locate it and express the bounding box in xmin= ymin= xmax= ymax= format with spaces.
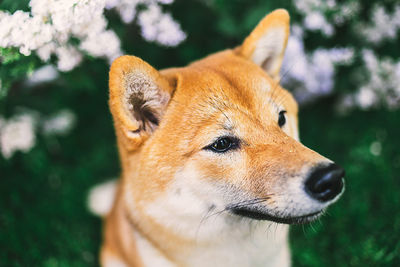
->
xmin=1 ymin=0 xmax=400 ymax=266
xmin=292 ymin=100 xmax=400 ymax=266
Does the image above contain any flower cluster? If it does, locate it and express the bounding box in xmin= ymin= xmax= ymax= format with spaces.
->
xmin=283 ymin=0 xmax=400 ymax=110
xmin=339 ymin=50 xmax=400 ymax=111
xmin=0 ymin=109 xmax=76 ymax=159
xmin=0 ymin=113 xmax=36 ymax=159
xmin=358 ymin=4 xmax=400 ymax=44
xmin=280 ymin=0 xmax=358 ymax=102
xmin=0 ymin=0 xmax=186 ymax=72
xmin=42 ymin=109 xmax=76 ymax=136
xmin=138 ymin=4 xmax=186 ymax=46
xmin=281 ymin=27 xmax=354 ymax=104
xmin=105 ymin=0 xmax=186 ymax=46
xmin=294 ymin=0 xmax=360 ymax=36
xmin=105 ymin=0 xmax=172 ymax=23
xmin=26 ymin=65 xmax=59 ymax=86
xmin=0 ymin=0 xmax=119 ymax=71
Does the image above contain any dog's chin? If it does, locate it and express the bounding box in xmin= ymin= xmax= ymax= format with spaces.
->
xmin=230 ymin=207 xmax=324 ymax=224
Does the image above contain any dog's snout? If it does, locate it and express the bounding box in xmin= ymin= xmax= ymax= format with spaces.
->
xmin=305 ymin=163 xmax=345 ymax=202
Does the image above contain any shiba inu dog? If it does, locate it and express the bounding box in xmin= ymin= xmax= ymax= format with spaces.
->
xmin=89 ymin=9 xmax=345 ymax=267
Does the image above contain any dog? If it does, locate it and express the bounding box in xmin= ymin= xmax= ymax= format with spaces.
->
xmin=89 ymin=9 xmax=345 ymax=267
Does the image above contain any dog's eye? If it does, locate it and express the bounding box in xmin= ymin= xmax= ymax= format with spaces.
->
xmin=278 ymin=110 xmax=286 ymax=127
xmin=205 ymin=136 xmax=239 ymax=153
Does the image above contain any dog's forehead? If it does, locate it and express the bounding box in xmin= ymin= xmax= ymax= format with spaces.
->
xmin=166 ymin=50 xmax=298 ymax=116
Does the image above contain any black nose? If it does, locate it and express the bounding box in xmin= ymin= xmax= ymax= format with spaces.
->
xmin=305 ymin=163 xmax=345 ymax=202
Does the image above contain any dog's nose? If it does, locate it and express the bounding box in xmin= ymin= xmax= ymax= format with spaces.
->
xmin=305 ymin=163 xmax=345 ymax=202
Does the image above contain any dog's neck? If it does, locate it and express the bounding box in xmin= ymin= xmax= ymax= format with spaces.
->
xmin=120 ymin=167 xmax=291 ymax=267
xmin=130 ymin=216 xmax=290 ymax=267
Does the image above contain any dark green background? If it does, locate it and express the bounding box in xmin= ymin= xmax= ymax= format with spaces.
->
xmin=1 ymin=0 xmax=400 ymax=266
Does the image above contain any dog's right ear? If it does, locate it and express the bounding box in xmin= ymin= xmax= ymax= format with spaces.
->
xmin=109 ymin=56 xmax=175 ymax=150
xmin=235 ymin=9 xmax=290 ymax=81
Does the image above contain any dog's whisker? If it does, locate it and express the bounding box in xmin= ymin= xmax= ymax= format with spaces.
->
xmin=195 ymin=205 xmax=216 ymax=242
xmin=227 ymin=196 xmax=273 ymax=207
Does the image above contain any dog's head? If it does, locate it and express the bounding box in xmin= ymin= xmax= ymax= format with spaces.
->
xmin=109 ymin=9 xmax=344 ymax=226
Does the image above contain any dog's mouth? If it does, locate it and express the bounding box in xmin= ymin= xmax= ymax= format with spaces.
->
xmin=230 ymin=207 xmax=323 ymax=224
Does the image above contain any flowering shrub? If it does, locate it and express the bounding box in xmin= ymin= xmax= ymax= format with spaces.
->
xmin=0 ymin=0 xmax=185 ymax=71
xmin=0 ymin=0 xmax=186 ymax=158
xmin=281 ymin=0 xmax=400 ymax=111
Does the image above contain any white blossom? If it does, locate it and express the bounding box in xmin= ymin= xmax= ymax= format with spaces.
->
xmin=339 ymin=49 xmax=400 ymax=111
xmin=42 ymin=109 xmax=76 ymax=136
xmin=355 ymin=87 xmax=378 ymax=109
xmin=294 ymin=0 xmax=360 ymax=33
xmin=0 ymin=10 xmax=53 ymax=56
xmin=0 ymin=114 xmax=36 ymax=159
xmin=157 ymin=0 xmax=174 ymax=4
xmin=333 ymin=2 xmax=360 ymax=25
xmin=369 ymin=141 xmax=382 ymax=156
xmin=358 ymin=5 xmax=400 ymax=44
xmin=281 ymin=28 xmax=354 ymax=103
xmin=138 ymin=4 xmax=186 ymax=46
xmin=36 ymin=43 xmax=56 ymax=62
xmin=324 ymin=47 xmax=354 ymax=64
xmin=27 ymin=65 xmax=59 ymax=85
xmin=105 ymin=0 xmax=176 ymax=23
xmin=304 ymin=11 xmax=334 ymax=36
xmin=55 ymin=46 xmax=83 ymax=72
xmin=80 ymin=30 xmax=121 ymax=63
xmin=105 ymin=0 xmax=141 ymax=23
xmin=294 ymin=0 xmax=329 ymax=14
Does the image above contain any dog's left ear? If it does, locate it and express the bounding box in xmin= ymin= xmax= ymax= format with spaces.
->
xmin=236 ymin=9 xmax=290 ymax=81
xmin=109 ymin=55 xmax=176 ymax=150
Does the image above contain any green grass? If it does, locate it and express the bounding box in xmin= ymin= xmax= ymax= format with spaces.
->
xmin=0 ymin=64 xmax=117 ymax=266
xmin=291 ymin=98 xmax=400 ymax=267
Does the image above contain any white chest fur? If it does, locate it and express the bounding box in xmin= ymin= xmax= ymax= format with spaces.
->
xmin=131 ymin=167 xmax=291 ymax=267
xmin=134 ymin=222 xmax=290 ymax=267
xmin=182 ymin=224 xmax=290 ymax=267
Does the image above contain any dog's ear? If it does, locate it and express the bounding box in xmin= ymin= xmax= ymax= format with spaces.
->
xmin=236 ymin=9 xmax=290 ymax=81
xmin=109 ymin=56 xmax=175 ymax=150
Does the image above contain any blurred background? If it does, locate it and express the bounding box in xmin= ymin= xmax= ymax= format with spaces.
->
xmin=1 ymin=0 xmax=399 ymax=266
